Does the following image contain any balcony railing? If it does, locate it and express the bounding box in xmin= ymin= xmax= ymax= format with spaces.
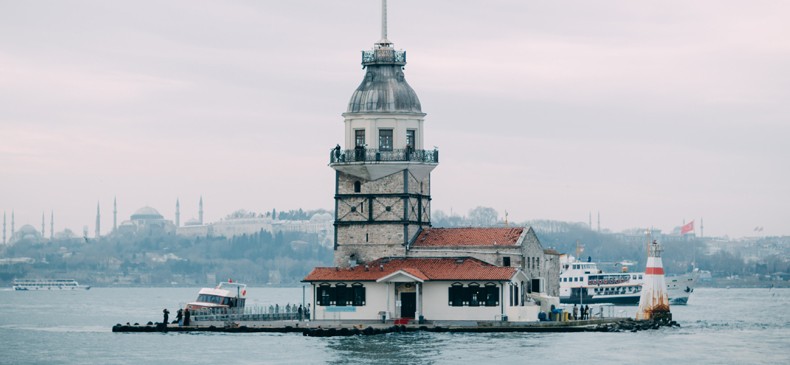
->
xmin=362 ymin=49 xmax=406 ymax=66
xmin=330 ymin=147 xmax=438 ymax=164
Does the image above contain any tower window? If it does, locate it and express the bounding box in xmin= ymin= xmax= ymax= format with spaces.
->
xmin=355 ymin=130 xmax=365 ymax=147
xmin=406 ymin=130 xmax=416 ymax=150
xmin=354 ymin=181 xmax=361 ymax=193
xmin=379 ymin=129 xmax=393 ymax=151
xmin=503 ymin=257 xmax=511 ymax=267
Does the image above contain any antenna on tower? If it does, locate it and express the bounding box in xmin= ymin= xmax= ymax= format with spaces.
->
xmin=380 ymin=0 xmax=388 ymax=43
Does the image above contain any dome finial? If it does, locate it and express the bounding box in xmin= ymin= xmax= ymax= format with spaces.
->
xmin=377 ymin=0 xmax=391 ymax=46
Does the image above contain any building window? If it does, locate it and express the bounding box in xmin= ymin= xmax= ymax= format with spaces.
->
xmin=334 ymin=283 xmax=348 ymax=306
xmin=354 ymin=181 xmax=361 ymax=193
xmin=355 ymin=130 xmax=365 ymax=147
xmin=468 ymin=283 xmax=481 ymax=306
xmin=379 ymin=129 xmax=393 ymax=151
xmin=514 ymin=285 xmax=520 ymax=306
xmin=448 ymin=282 xmax=464 ymax=306
xmin=537 ymin=257 xmax=540 ymax=270
xmin=484 ymin=283 xmax=499 ymax=307
xmin=318 ymin=284 xmax=333 ymax=306
xmin=317 ymin=283 xmax=366 ymax=307
xmin=503 ymin=257 xmax=511 ymax=267
xmin=406 ymin=130 xmax=416 ymax=150
xmin=352 ymin=283 xmax=366 ymax=306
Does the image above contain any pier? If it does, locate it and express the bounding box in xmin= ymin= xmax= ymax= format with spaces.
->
xmin=112 ymin=317 xmax=678 ymax=336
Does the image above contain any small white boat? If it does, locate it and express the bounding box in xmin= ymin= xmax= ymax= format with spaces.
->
xmin=185 ymin=280 xmax=247 ymax=311
xmin=12 ymin=279 xmax=90 ymax=291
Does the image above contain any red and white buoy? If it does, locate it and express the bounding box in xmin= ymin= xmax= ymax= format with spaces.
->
xmin=636 ymin=239 xmax=671 ymax=320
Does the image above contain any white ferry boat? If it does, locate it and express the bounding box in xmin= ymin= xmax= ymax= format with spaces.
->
xmin=12 ymin=279 xmax=90 ymax=291
xmin=666 ymin=270 xmax=700 ymax=305
xmin=185 ymin=280 xmax=247 ymax=310
xmin=559 ymin=259 xmax=697 ymax=305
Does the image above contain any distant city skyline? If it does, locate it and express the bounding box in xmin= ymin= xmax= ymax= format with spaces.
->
xmin=2 ymin=1 xmax=788 ymax=238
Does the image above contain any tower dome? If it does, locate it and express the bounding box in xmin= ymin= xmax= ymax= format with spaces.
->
xmin=345 ymin=1 xmax=422 ymax=115
xmin=346 ymin=54 xmax=422 ymax=114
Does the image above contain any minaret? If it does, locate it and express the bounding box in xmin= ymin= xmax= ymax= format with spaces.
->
xmin=95 ymin=202 xmax=101 ymax=238
xmin=11 ymin=211 xmax=15 ymax=238
xmin=198 ymin=196 xmax=204 ymax=225
xmin=50 ymin=211 xmax=54 ymax=240
xmin=42 ymin=212 xmax=46 ymax=238
xmin=330 ymin=0 xmax=437 ymax=267
xmin=636 ymin=238 xmax=671 ymax=321
xmin=2 ymin=212 xmax=6 ymax=244
xmin=175 ymin=198 xmax=181 ymax=227
xmin=597 ymin=212 xmax=600 ymax=232
xmin=113 ymin=196 xmax=117 ymax=232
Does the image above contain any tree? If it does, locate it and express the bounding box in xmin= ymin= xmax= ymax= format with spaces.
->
xmin=468 ymin=206 xmax=498 ymax=227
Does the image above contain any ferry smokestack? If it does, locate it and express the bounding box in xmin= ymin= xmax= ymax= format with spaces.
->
xmin=636 ymin=240 xmax=671 ymax=320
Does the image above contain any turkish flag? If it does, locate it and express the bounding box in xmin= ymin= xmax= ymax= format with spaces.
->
xmin=681 ymin=221 xmax=694 ymax=235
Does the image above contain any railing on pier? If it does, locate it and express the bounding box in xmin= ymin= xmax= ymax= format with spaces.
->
xmin=191 ymin=306 xmax=305 ymax=322
xmin=329 ymin=147 xmax=438 ymax=164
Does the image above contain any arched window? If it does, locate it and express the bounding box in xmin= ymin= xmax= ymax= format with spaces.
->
xmin=354 ymin=181 xmax=361 ymax=193
xmin=448 ymin=282 xmax=464 ymax=307
xmin=352 ymin=283 xmax=366 ymax=306
xmin=318 ymin=283 xmax=332 ymax=306
xmin=484 ymin=282 xmax=499 ymax=307
xmin=468 ymin=282 xmax=481 ymax=306
xmin=335 ymin=283 xmax=348 ymax=306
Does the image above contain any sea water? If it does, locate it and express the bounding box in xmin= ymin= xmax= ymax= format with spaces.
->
xmin=0 ymin=287 xmax=788 ymax=365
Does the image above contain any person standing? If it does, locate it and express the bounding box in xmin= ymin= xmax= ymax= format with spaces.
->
xmin=162 ymin=308 xmax=170 ymax=325
xmin=183 ymin=308 xmax=191 ymax=326
xmin=175 ymin=309 xmax=183 ymax=325
xmin=298 ymin=304 xmax=304 ymax=321
xmin=572 ymin=304 xmax=578 ymax=320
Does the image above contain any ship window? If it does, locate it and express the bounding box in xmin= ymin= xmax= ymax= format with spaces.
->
xmin=379 ymin=129 xmax=393 ymax=151
xmin=638 ymin=275 xmax=643 ymax=279
xmin=354 ymin=181 xmax=361 ymax=193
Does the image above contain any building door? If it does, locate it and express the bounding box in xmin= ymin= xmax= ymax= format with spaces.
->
xmin=400 ymin=292 xmax=416 ymax=318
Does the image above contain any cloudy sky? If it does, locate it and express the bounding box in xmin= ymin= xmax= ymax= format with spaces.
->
xmin=1 ymin=0 xmax=788 ymax=238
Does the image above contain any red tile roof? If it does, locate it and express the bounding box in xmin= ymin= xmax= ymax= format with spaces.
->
xmin=411 ymin=227 xmax=523 ymax=247
xmin=303 ymin=257 xmax=517 ymax=282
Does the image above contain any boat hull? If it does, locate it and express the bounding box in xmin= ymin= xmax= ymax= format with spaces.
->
xmin=560 ymin=294 xmax=640 ymax=305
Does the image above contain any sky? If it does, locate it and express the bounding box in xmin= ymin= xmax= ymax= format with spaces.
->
xmin=1 ymin=0 xmax=788 ymax=239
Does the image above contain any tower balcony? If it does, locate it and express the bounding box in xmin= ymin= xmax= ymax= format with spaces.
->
xmin=329 ymin=147 xmax=438 ymax=181
xmin=330 ymin=147 xmax=438 ymax=165
xmin=362 ymin=48 xmax=406 ymax=66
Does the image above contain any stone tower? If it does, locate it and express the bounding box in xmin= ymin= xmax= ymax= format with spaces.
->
xmin=330 ymin=0 xmax=438 ymax=267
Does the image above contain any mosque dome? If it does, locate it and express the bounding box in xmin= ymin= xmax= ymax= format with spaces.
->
xmin=346 ymin=46 xmax=422 ymax=114
xmin=131 ymin=206 xmax=164 ymax=221
xmin=184 ymin=218 xmax=202 ymax=226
